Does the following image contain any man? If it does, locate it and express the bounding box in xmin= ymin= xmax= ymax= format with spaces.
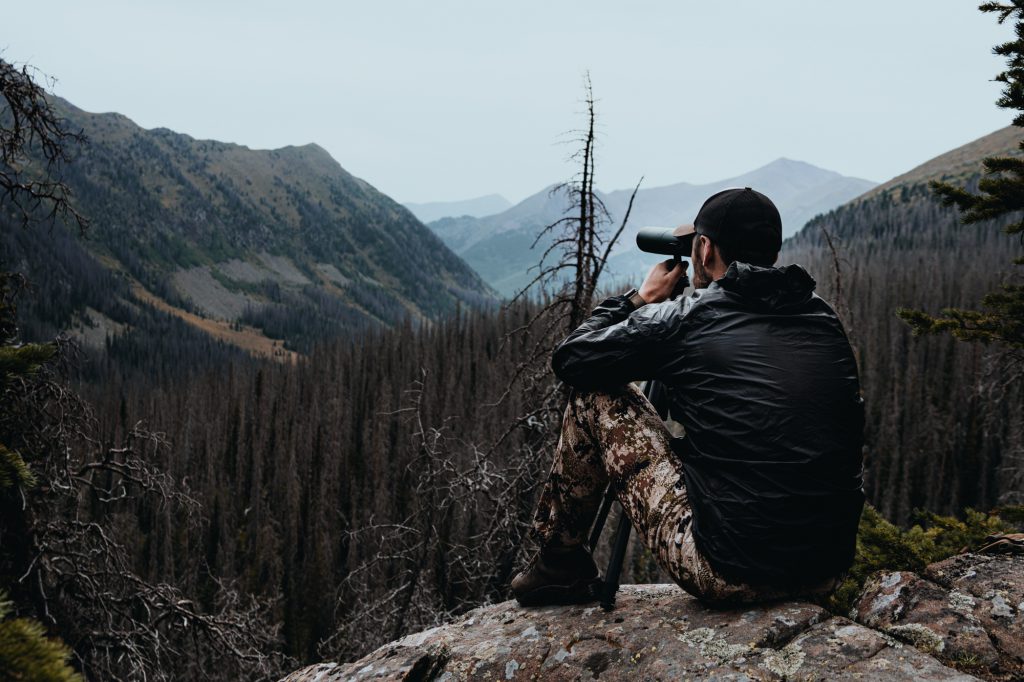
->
xmin=511 ymin=187 xmax=865 ymax=606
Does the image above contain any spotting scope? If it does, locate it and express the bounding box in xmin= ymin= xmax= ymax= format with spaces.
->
xmin=634 ymin=226 xmax=691 ymax=297
xmin=636 ymin=226 xmax=691 ymax=257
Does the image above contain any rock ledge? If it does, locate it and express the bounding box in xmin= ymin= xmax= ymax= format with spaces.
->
xmin=283 ymin=554 xmax=1023 ymax=681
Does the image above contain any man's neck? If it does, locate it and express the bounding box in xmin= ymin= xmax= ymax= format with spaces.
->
xmin=708 ymin=262 xmax=728 ymax=282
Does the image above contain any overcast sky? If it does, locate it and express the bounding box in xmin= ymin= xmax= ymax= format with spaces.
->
xmin=3 ymin=1 xmax=1014 ymax=204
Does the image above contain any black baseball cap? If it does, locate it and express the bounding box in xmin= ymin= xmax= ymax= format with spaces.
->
xmin=673 ymin=187 xmax=782 ymax=255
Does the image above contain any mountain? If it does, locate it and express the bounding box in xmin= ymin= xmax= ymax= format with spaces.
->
xmin=782 ymin=125 xmax=1024 ymax=522
xmin=4 ymin=97 xmax=495 ymax=357
xmin=428 ymin=160 xmax=876 ymax=297
xmin=861 ymin=125 xmax=1024 ymax=200
xmin=403 ymin=194 xmax=511 ymax=223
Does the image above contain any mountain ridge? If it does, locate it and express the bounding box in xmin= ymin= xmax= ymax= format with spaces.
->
xmin=859 ymin=126 xmax=1023 ymax=201
xmin=6 ymin=96 xmax=496 ymax=356
xmin=430 ymin=159 xmax=876 ymax=296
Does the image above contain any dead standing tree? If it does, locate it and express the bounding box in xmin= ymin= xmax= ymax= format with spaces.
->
xmin=500 ymin=73 xmax=642 ymax=429
xmin=492 ymin=73 xmax=643 ymax=579
xmin=518 ymin=73 xmax=642 ymax=332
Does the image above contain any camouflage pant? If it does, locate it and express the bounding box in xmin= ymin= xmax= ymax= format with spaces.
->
xmin=532 ymin=382 xmax=839 ymax=605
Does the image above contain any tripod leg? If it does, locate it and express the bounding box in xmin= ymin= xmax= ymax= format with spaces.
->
xmin=601 ymin=510 xmax=632 ymax=611
xmin=588 ymin=484 xmax=616 ymax=550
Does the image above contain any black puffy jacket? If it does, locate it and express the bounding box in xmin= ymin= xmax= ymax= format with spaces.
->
xmin=552 ymin=263 xmax=865 ymax=586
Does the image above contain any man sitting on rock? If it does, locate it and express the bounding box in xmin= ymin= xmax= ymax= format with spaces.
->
xmin=511 ymin=187 xmax=866 ymax=606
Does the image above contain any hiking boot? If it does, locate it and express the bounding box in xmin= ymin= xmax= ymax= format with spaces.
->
xmin=511 ymin=545 xmax=602 ymax=606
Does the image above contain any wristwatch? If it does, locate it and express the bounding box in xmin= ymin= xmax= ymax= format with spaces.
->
xmin=623 ymin=288 xmax=647 ymax=311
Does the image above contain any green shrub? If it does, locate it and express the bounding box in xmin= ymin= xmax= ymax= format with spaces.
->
xmin=828 ymin=504 xmax=1020 ymax=613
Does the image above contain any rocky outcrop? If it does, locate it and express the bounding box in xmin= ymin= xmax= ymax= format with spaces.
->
xmin=853 ymin=553 xmax=1023 ymax=680
xmin=283 ymin=554 xmax=1024 ymax=682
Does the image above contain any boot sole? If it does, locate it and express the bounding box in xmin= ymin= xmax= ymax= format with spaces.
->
xmin=514 ymin=578 xmax=603 ymax=607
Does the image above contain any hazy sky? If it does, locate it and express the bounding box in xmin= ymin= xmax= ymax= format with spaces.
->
xmin=4 ymin=1 xmax=1014 ymax=204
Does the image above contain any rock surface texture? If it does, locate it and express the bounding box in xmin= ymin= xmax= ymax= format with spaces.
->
xmin=282 ymin=554 xmax=1023 ymax=681
xmin=853 ymin=553 xmax=1023 ymax=681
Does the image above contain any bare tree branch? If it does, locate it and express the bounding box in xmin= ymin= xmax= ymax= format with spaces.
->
xmin=0 ymin=57 xmax=89 ymax=233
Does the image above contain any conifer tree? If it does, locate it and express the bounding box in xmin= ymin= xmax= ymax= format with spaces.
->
xmin=898 ymin=1 xmax=1024 ymax=362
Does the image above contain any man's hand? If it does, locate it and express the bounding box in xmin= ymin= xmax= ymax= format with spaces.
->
xmin=638 ymin=258 xmax=688 ymax=304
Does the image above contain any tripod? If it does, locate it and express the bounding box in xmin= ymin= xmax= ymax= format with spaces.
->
xmin=586 ymin=379 xmax=668 ymax=611
xmin=587 ymin=483 xmax=631 ymax=611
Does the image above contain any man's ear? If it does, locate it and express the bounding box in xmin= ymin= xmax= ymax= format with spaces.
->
xmin=699 ymin=235 xmax=715 ymax=270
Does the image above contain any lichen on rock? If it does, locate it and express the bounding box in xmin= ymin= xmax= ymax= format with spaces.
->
xmin=285 ymin=564 xmax=1024 ymax=682
xmin=853 ymin=553 xmax=1024 ymax=680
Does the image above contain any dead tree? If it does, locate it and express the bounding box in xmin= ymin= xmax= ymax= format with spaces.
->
xmin=0 ymin=57 xmax=88 ymax=232
xmin=516 ymin=73 xmax=641 ymax=332
xmin=499 ymin=74 xmax=641 ymax=418
xmin=490 ymin=73 xmax=643 ymax=582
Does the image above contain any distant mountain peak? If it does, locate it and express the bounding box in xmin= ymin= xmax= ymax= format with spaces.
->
xmin=426 ymin=161 xmax=878 ymax=296
xmin=766 ymin=156 xmax=813 ymax=167
xmin=742 ymin=157 xmax=845 ymax=182
xmin=762 ymin=157 xmax=828 ymax=172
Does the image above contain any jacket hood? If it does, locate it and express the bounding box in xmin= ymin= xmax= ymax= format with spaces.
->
xmin=714 ymin=262 xmax=817 ymax=309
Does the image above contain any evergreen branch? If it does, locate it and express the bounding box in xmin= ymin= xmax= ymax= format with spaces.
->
xmin=0 ymin=342 xmax=57 ymax=390
xmin=929 ymin=179 xmax=979 ymax=212
xmin=897 ymin=282 xmax=1024 ymax=351
xmin=0 ymin=591 xmax=82 ymax=682
xmin=0 ymin=444 xmax=36 ymax=491
xmin=979 ymin=3 xmax=1017 ymax=25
